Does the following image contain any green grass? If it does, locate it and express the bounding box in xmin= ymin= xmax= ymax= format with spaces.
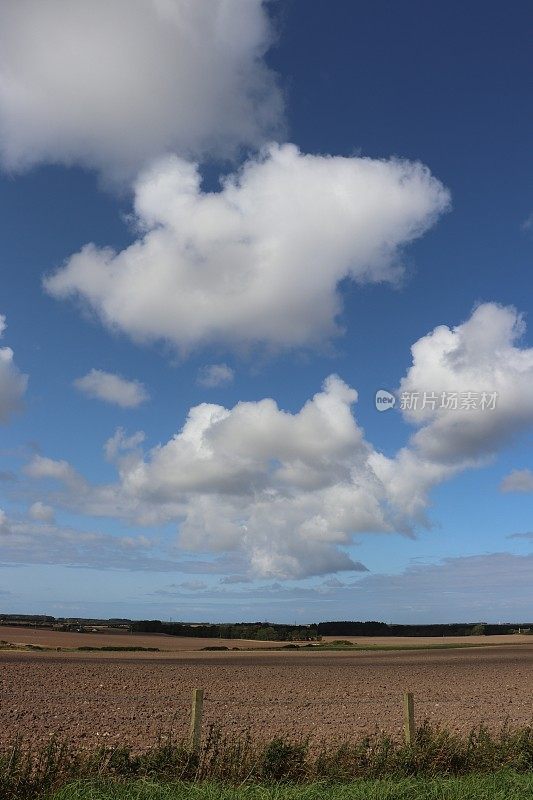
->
xmin=50 ymin=772 xmax=533 ymax=800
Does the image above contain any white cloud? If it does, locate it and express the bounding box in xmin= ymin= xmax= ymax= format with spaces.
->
xmin=108 ymin=373 xmax=382 ymax=578
xmin=24 ymin=455 xmax=83 ymax=488
xmin=0 ymin=0 xmax=282 ymax=180
xmin=400 ymin=303 xmax=533 ymax=463
xmin=74 ymin=369 xmax=149 ymax=408
xmin=23 ymin=304 xmax=533 ymax=580
xmin=501 ymin=469 xmax=533 ymax=493
xmin=197 ymin=364 xmax=235 ymax=388
xmin=28 ymin=501 xmax=55 ymax=523
xmin=104 ymin=428 xmax=146 ymax=462
xmin=45 ymin=144 xmax=450 ymax=354
xmin=116 ymin=304 xmax=533 ymax=572
xmin=26 ymin=374 xmax=380 ymax=578
xmin=0 ymin=508 xmax=187 ymax=571
xmin=0 ymin=314 xmax=28 ymax=423
xmin=369 ymin=303 xmax=533 ymax=527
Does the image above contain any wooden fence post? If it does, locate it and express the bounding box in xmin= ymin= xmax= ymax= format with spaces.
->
xmin=189 ymin=688 xmax=204 ymax=752
xmin=403 ymin=692 xmax=415 ymax=746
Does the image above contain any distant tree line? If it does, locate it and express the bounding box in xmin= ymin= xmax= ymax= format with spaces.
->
xmin=316 ymin=621 xmax=526 ymax=636
xmin=130 ymin=620 xmax=320 ymax=641
xmin=0 ymin=614 xmax=130 ymax=628
xmin=0 ymin=614 xmax=55 ymax=626
xmin=1 ymin=614 xmax=531 ymax=638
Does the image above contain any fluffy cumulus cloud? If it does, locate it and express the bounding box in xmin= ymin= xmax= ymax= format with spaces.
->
xmin=0 ymin=314 xmax=28 ymax=423
xmin=399 ymin=303 xmax=533 ymax=461
xmin=197 ymin=364 xmax=235 ymax=388
xmin=26 ymin=375 xmax=383 ymax=578
xmin=369 ymin=303 xmax=533 ymax=525
xmin=45 ymin=144 xmax=450 ymax=353
xmin=501 ymin=469 xmax=533 ymax=493
xmin=116 ymin=300 xmax=533 ymax=567
xmin=22 ymin=304 xmax=533 ymax=579
xmin=74 ymin=369 xmax=149 ymax=408
xmin=0 ymin=0 xmax=282 ymax=179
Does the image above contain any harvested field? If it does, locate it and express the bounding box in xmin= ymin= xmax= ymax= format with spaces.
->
xmin=1 ymin=626 xmax=533 ymax=751
xmin=0 ymin=625 xmax=285 ymax=651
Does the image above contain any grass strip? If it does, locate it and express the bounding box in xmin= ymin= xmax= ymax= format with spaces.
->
xmin=52 ymin=772 xmax=533 ymax=800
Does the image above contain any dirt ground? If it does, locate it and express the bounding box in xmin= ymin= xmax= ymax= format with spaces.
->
xmin=0 ymin=625 xmax=285 ymax=651
xmin=1 ymin=627 xmax=532 ymax=751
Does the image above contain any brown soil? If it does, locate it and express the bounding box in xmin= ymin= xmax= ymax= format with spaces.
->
xmin=1 ymin=627 xmax=532 ymax=751
xmin=0 ymin=625 xmax=284 ymax=651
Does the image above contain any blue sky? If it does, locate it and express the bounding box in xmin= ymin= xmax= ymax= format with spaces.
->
xmin=0 ymin=0 xmax=531 ymax=623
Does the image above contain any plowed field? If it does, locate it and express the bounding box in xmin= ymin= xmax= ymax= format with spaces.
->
xmin=1 ymin=626 xmax=532 ymax=750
